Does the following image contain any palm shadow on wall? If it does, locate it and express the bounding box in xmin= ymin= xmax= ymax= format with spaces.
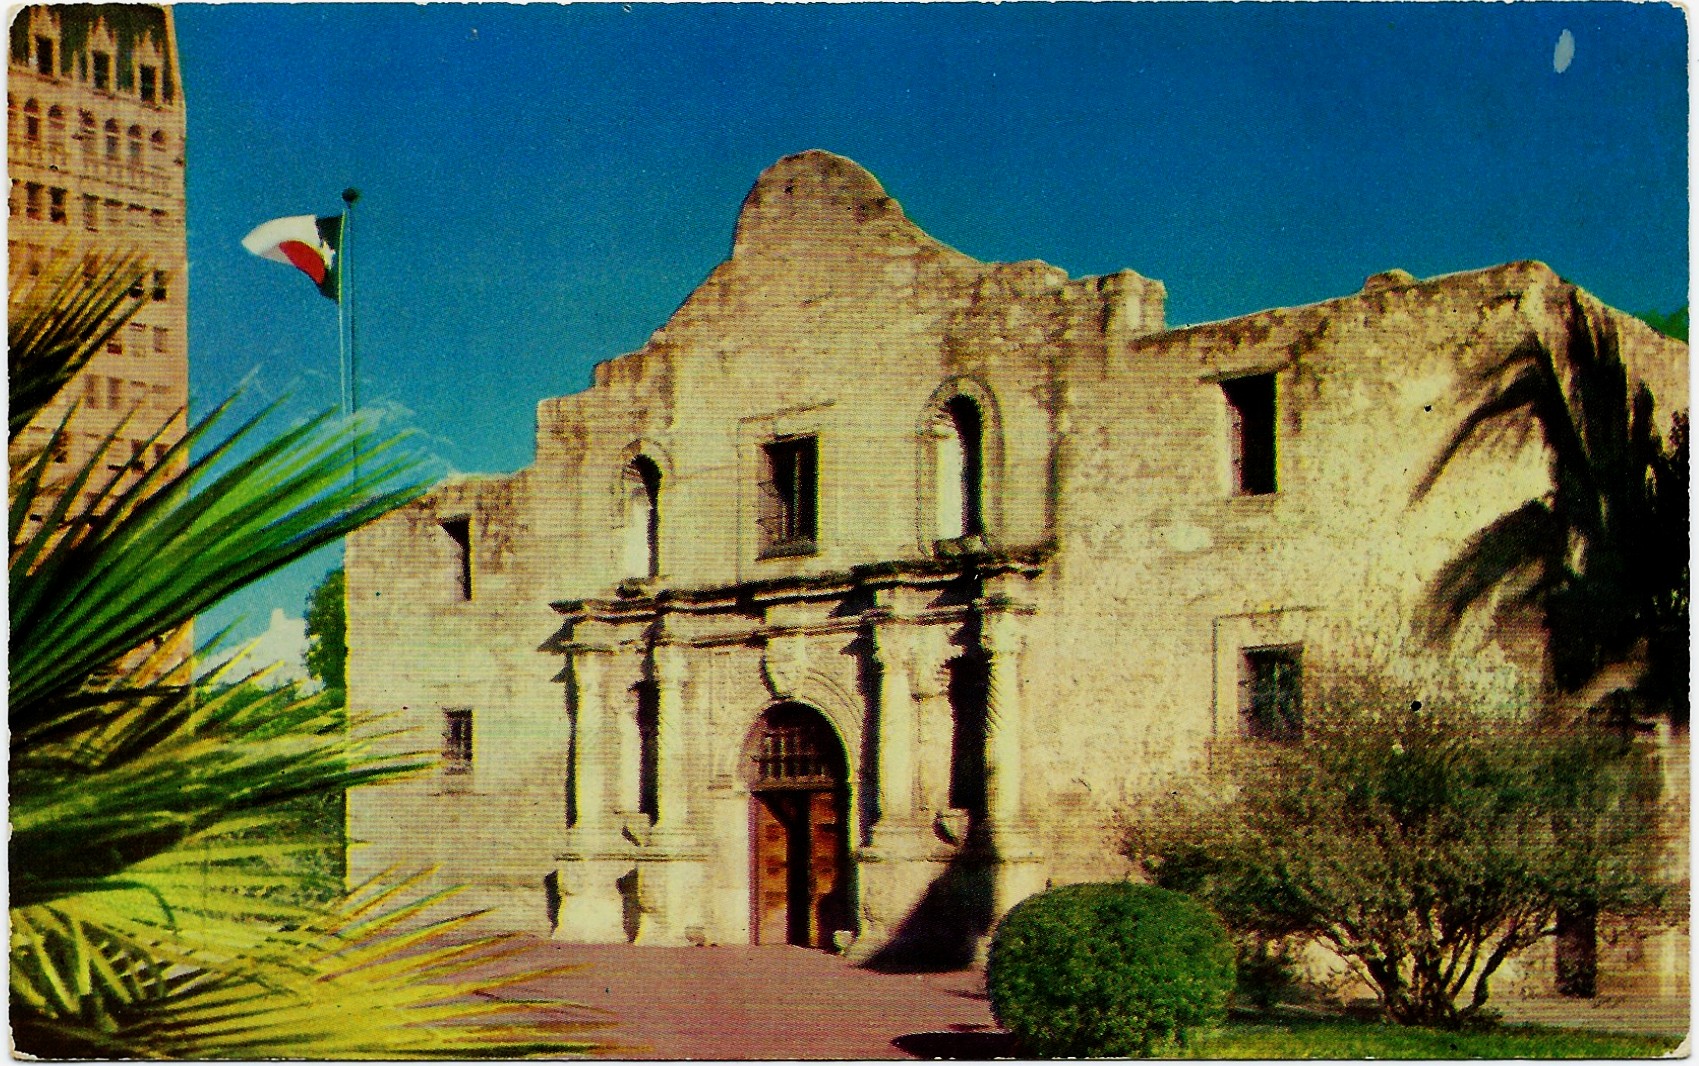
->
xmin=1412 ymin=290 xmax=1688 ymax=725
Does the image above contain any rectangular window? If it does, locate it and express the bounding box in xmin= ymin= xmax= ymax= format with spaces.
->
xmin=151 ymin=269 xmax=168 ymax=301
xmin=1223 ymin=373 xmax=1277 ymax=496
xmin=441 ymin=516 xmax=472 ymax=600
xmin=443 ymin=708 xmax=473 ymax=773
xmin=92 ymin=52 xmax=110 ymax=91
xmin=24 ymin=183 xmax=42 ymax=220
xmin=153 ymin=326 xmax=168 ymax=352
xmin=129 ymin=323 xmax=146 ymax=353
xmin=1241 ymin=645 xmax=1303 ymax=741
xmin=83 ymin=374 xmax=101 ymax=410
xmin=759 ymin=436 xmax=818 ymax=556
xmin=139 ymin=65 xmax=157 ymax=103
xmin=47 ymin=186 xmax=65 ymax=223
xmin=106 ymin=376 xmax=124 ymax=410
xmin=82 ymin=193 xmax=98 ymax=230
xmin=35 ymin=36 xmax=53 ymax=76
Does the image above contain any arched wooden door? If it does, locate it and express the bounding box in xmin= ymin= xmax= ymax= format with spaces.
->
xmin=745 ymin=703 xmax=850 ymax=948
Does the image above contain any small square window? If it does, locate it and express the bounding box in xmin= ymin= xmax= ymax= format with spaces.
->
xmin=443 ymin=708 xmax=473 ymax=773
xmin=1223 ymin=373 xmax=1277 ymax=496
xmin=1241 ymin=645 xmax=1303 ymax=741
xmin=758 ymin=436 xmax=818 ymax=557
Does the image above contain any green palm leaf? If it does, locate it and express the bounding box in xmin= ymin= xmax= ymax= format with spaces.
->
xmin=11 ymin=251 xmax=599 ymax=1056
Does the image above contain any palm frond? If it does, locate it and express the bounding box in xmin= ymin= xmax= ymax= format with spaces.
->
xmin=10 ymin=399 xmax=429 ymax=732
xmin=9 ymin=249 xmax=147 ymax=440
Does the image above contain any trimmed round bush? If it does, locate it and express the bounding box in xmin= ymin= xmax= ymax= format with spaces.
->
xmin=987 ymin=882 xmax=1234 ymax=1057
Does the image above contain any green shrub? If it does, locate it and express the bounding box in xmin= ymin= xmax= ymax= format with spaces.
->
xmin=987 ymin=882 xmax=1235 ymax=1056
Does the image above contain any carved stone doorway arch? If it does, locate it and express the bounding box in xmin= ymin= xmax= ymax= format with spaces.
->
xmin=744 ymin=703 xmax=851 ymax=949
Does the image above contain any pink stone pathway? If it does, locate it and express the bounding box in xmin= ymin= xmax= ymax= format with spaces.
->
xmin=464 ymin=939 xmax=1007 ymax=1060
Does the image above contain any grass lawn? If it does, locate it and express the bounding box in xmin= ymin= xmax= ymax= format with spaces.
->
xmin=1183 ymin=1016 xmax=1683 ymax=1059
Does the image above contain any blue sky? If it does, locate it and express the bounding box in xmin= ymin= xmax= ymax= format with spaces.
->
xmin=176 ymin=2 xmax=1688 ymax=650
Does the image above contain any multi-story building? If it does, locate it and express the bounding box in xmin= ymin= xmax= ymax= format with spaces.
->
xmin=8 ymin=5 xmax=189 ymax=537
xmin=346 ymin=151 xmax=1686 ymax=998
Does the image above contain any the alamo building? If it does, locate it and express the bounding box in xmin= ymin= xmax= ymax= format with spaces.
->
xmin=347 ymin=150 xmax=1687 ymax=990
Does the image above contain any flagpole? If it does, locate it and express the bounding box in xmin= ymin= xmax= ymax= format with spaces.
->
xmin=342 ymin=188 xmax=359 ymax=419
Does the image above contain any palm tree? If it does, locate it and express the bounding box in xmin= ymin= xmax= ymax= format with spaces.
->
xmin=10 ymin=250 xmax=597 ymax=1057
xmin=1412 ymin=289 xmax=1687 ymax=998
xmin=1412 ymin=289 xmax=1688 ymax=725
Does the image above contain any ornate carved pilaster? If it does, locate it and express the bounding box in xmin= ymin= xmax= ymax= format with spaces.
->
xmin=568 ymin=647 xmax=613 ymax=835
xmin=980 ymin=610 xmax=1027 ymax=838
xmin=652 ymin=641 xmax=689 ymax=831
xmin=871 ymin=619 xmax=916 ymax=827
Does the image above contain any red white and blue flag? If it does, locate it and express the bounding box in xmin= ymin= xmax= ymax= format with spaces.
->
xmin=241 ymin=214 xmax=342 ymax=301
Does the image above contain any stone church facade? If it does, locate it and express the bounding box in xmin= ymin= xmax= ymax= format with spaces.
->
xmin=346 ymin=151 xmax=1685 ymax=988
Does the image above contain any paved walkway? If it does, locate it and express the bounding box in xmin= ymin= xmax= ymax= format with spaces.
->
xmin=467 ymin=939 xmax=1004 ymax=1060
xmin=463 ymin=938 xmax=1687 ymax=1059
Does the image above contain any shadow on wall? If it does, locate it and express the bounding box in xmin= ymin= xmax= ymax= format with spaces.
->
xmin=861 ymin=833 xmax=996 ymax=973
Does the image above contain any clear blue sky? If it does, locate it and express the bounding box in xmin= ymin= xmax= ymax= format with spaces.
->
xmin=177 ymin=2 xmax=1688 ymax=648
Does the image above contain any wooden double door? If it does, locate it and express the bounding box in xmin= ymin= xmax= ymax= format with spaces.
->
xmin=751 ymin=787 xmax=848 ymax=948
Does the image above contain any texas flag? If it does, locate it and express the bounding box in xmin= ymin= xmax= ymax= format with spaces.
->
xmin=241 ymin=215 xmax=342 ymax=301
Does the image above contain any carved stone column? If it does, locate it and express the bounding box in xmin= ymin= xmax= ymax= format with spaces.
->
xmin=553 ymin=646 xmax=630 ymax=942
xmin=653 ymin=641 xmax=689 ymax=831
xmin=980 ymin=609 xmax=1045 ymax=935
xmin=872 ymin=619 xmax=915 ymax=827
xmin=632 ymin=638 xmax=708 ymax=945
xmin=981 ymin=611 xmax=1025 ymax=833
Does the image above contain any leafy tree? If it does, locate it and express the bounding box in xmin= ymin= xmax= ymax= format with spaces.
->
xmin=10 ymin=250 xmax=596 ymax=1057
xmin=1636 ymin=306 xmax=1687 ymax=343
xmin=1123 ymin=667 xmax=1670 ymax=1030
xmin=1413 ymin=291 xmax=1689 ymax=723
xmin=305 ymin=565 xmax=348 ymax=697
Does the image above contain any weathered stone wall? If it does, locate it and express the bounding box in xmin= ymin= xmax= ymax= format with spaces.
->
xmin=347 ymin=149 xmax=1687 ymax=993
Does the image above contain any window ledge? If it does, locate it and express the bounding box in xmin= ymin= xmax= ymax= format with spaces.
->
xmin=758 ymin=538 xmax=817 ymax=560
xmin=934 ymin=534 xmax=988 ymax=558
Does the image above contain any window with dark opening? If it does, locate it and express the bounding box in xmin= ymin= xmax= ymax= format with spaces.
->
xmin=936 ymin=395 xmax=985 ymax=541
xmin=759 ymin=436 xmax=818 ymax=556
xmin=47 ymin=186 xmax=65 ymax=223
xmin=635 ymin=679 xmax=659 ymax=820
xmin=443 ymin=709 xmax=473 ymax=773
xmin=623 ymin=455 xmax=661 ymax=579
xmin=22 ymin=99 xmax=38 ymax=142
xmin=34 ymin=37 xmax=52 ymax=76
xmin=139 ymin=65 xmax=156 ymax=103
xmin=92 ymin=52 xmax=110 ymax=91
xmin=1223 ymin=373 xmax=1277 ymax=496
xmin=441 ymin=516 xmax=472 ymax=600
xmin=150 ymin=269 xmax=167 ymax=301
xmin=1242 ymin=645 xmax=1302 ymax=741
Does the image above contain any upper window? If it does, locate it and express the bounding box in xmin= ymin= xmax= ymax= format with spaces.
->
xmin=34 ymin=37 xmax=53 ymax=76
xmin=91 ymin=52 xmax=110 ymax=92
xmin=1222 ymin=372 xmax=1277 ymax=496
xmin=621 ymin=455 xmax=662 ymax=580
xmin=1241 ymin=645 xmax=1302 ymax=741
xmin=934 ymin=395 xmax=986 ymax=542
xmin=22 ymin=99 xmax=39 ymax=142
xmin=441 ymin=516 xmax=472 ymax=600
xmin=138 ymin=65 xmax=157 ymax=103
xmin=758 ymin=436 xmax=818 ymax=557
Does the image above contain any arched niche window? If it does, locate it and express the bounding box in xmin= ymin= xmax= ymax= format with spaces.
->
xmin=620 ymin=455 xmax=662 ymax=580
xmin=933 ymin=395 xmax=985 ymax=541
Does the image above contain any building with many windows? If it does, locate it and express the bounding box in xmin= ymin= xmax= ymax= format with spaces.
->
xmin=8 ymin=5 xmax=189 ymax=545
xmin=346 ymin=151 xmax=1685 ymax=995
